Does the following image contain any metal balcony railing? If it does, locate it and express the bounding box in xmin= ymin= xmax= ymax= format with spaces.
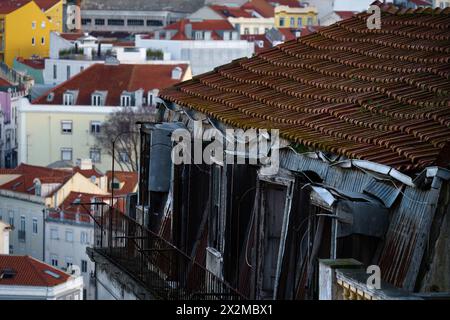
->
xmin=91 ymin=201 xmax=245 ymax=300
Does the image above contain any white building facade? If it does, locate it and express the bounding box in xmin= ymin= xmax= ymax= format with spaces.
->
xmin=135 ymin=37 xmax=254 ymax=75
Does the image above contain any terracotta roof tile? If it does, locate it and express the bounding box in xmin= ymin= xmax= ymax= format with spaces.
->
xmin=0 ymin=255 xmax=70 ymax=287
xmin=209 ymin=5 xmax=253 ymax=18
xmin=48 ymin=191 xmax=103 ymax=223
xmin=106 ymin=171 xmax=138 ymax=196
xmin=33 ymin=63 xmax=189 ymax=105
xmin=160 ymin=6 xmax=450 ymax=173
xmin=16 ymin=57 xmax=45 ymax=70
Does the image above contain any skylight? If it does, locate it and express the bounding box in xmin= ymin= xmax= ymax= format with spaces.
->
xmin=44 ymin=270 xmax=61 ymax=279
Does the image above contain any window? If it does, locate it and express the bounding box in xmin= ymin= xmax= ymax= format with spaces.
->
xmin=41 ymin=21 xmax=46 ymax=28
xmin=108 ymin=19 xmax=125 ymax=26
xmin=32 ymin=21 xmax=36 ymax=29
xmin=94 ymin=19 xmax=105 ymax=25
xmin=90 ymin=148 xmax=101 ymax=163
xmin=119 ymin=151 xmax=130 ymax=163
xmin=81 ymin=260 xmax=88 ymax=273
xmin=8 ymin=211 xmax=14 ymax=227
xmin=66 ymin=65 xmax=71 ymax=80
xmin=147 ymin=20 xmax=163 ymax=26
xmin=63 ymin=93 xmax=74 ymax=105
xmin=61 ymin=121 xmax=72 ymax=134
xmin=90 ymin=121 xmax=101 ymax=134
xmin=51 ymin=255 xmax=58 ymax=267
xmin=297 ymin=17 xmax=303 ymax=27
xmin=50 ymin=228 xmax=58 ymax=240
xmin=53 ymin=64 xmax=57 ymax=79
xmin=65 ymin=229 xmax=74 ymax=242
xmin=127 ymin=19 xmax=144 ymax=26
xmin=91 ymin=95 xmax=102 ymax=106
xmin=80 ymin=231 xmax=89 ymax=244
xmin=81 ymin=18 xmax=91 ymax=25
xmin=279 ymin=17 xmax=285 ymax=27
xmin=61 ymin=148 xmax=73 ymax=161
xmin=32 ymin=37 xmax=35 ymax=46
xmin=244 ymin=28 xmax=250 ymax=35
xmin=307 ymin=17 xmax=313 ymax=26
xmin=253 ymin=27 xmax=259 ymax=34
xmin=195 ymin=31 xmax=203 ymax=40
xmin=290 ymin=17 xmax=295 ymax=27
xmin=41 ymin=36 xmax=45 ymax=45
xmin=20 ymin=216 xmax=25 ymax=231
xmin=120 ymin=95 xmax=131 ymax=107
xmin=32 ymin=218 xmax=38 ymax=234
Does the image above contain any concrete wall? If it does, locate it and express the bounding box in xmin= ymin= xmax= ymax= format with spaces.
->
xmin=43 ymin=58 xmax=101 ymax=85
xmin=45 ymin=218 xmax=96 ymax=300
xmin=0 ymin=221 xmax=11 ymax=254
xmin=96 ymin=269 xmax=139 ymax=300
xmin=135 ymin=37 xmax=254 ymax=75
xmin=0 ymin=195 xmax=45 ymax=260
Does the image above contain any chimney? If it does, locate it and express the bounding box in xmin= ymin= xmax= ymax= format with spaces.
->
xmin=77 ymin=158 xmax=93 ymax=170
xmin=184 ymin=23 xmax=192 ymax=39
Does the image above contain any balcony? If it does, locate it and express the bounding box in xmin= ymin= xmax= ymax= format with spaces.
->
xmin=88 ymin=204 xmax=244 ymax=300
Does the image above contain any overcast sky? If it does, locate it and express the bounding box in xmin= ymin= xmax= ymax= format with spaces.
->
xmin=334 ymin=0 xmax=390 ymax=11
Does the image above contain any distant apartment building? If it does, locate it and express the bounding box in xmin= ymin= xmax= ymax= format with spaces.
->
xmin=320 ymin=11 xmax=356 ymax=27
xmin=80 ymin=0 xmax=205 ymax=33
xmin=136 ymin=19 xmax=254 ymax=75
xmin=0 ymin=254 xmax=83 ymax=300
xmin=18 ymin=62 xmax=192 ymax=172
xmin=190 ymin=4 xmax=275 ymax=35
xmin=0 ymin=163 xmax=108 ymax=260
xmin=13 ymin=57 xmax=45 ymax=84
xmin=434 ymin=0 xmax=450 ymax=8
xmin=394 ymin=0 xmax=433 ymax=8
xmin=45 ymin=192 xmax=99 ymax=300
xmin=0 ymin=89 xmax=28 ymax=168
xmin=274 ymin=5 xmax=318 ymax=28
xmin=0 ymin=0 xmax=63 ymax=67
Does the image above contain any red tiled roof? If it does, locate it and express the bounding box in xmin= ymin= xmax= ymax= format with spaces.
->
xmin=72 ymin=166 xmax=103 ymax=178
xmin=0 ymin=77 xmax=13 ymax=87
xmin=34 ymin=0 xmax=60 ymax=11
xmin=160 ymin=5 xmax=450 ymax=173
xmin=16 ymin=57 xmax=45 ymax=70
xmin=277 ymin=28 xmax=297 ymax=41
xmin=59 ymin=32 xmax=84 ymax=41
xmin=0 ymin=163 xmax=73 ymax=196
xmin=241 ymin=34 xmax=272 ymax=54
xmin=242 ymin=0 xmax=301 ymax=18
xmin=209 ymin=4 xmax=253 ymax=18
xmin=0 ymin=0 xmax=59 ymax=14
xmin=0 ymin=255 xmax=70 ymax=287
xmin=48 ymin=191 xmax=102 ymax=223
xmin=334 ymin=11 xmax=357 ymax=20
xmin=106 ymin=171 xmax=138 ymax=196
xmin=163 ymin=19 xmax=235 ymax=40
xmin=33 ymin=63 xmax=189 ymax=105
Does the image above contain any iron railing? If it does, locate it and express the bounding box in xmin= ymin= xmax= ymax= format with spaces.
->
xmin=92 ymin=202 xmax=245 ymax=300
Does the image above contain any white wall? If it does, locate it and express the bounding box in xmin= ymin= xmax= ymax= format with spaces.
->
xmin=0 ymin=196 xmax=45 ymax=260
xmin=50 ymin=32 xmax=74 ymax=60
xmin=44 ymin=59 xmax=102 ymax=85
xmin=116 ymin=47 xmax=146 ymax=63
xmin=0 ymin=221 xmax=10 ymax=254
xmin=135 ymin=37 xmax=254 ymax=75
xmin=45 ymin=218 xmax=96 ymax=300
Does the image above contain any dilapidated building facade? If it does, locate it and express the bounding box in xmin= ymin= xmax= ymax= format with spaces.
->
xmin=88 ymin=4 xmax=450 ymax=300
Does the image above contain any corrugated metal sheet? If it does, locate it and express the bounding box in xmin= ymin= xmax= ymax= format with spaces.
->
xmin=363 ymin=179 xmax=402 ymax=209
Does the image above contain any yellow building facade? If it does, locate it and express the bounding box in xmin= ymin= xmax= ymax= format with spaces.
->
xmin=274 ymin=5 xmax=318 ymax=29
xmin=0 ymin=0 xmax=63 ymax=67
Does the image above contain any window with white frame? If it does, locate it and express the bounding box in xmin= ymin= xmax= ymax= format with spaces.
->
xmin=90 ymin=148 xmax=101 ymax=163
xmin=307 ymin=17 xmax=313 ymax=26
xmin=297 ymin=17 xmax=303 ymax=27
xmin=50 ymin=228 xmax=58 ymax=240
xmin=80 ymin=231 xmax=89 ymax=244
xmin=90 ymin=121 xmax=101 ymax=134
xmin=41 ymin=21 xmax=46 ymax=28
xmin=32 ymin=21 xmax=36 ymax=29
xmin=195 ymin=31 xmax=203 ymax=40
xmin=61 ymin=148 xmax=73 ymax=161
xmin=290 ymin=17 xmax=295 ymax=27
xmin=41 ymin=36 xmax=45 ymax=45
xmin=119 ymin=151 xmax=130 ymax=163
xmin=279 ymin=17 xmax=285 ymax=27
xmin=65 ymin=229 xmax=74 ymax=242
xmin=32 ymin=218 xmax=38 ymax=234
xmin=63 ymin=93 xmax=74 ymax=105
xmin=32 ymin=37 xmax=35 ymax=46
xmin=120 ymin=95 xmax=131 ymax=107
xmin=66 ymin=65 xmax=71 ymax=80
xmin=61 ymin=120 xmax=72 ymax=134
xmin=91 ymin=94 xmax=103 ymax=106
xmin=53 ymin=64 xmax=57 ymax=79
